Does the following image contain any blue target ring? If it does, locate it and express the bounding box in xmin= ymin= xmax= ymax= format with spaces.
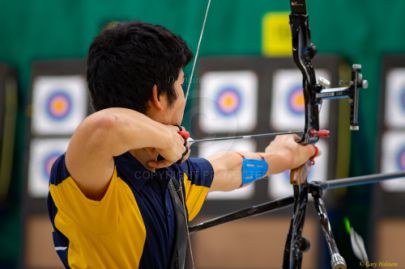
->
xmin=396 ymin=145 xmax=405 ymax=170
xmin=401 ymin=87 xmax=405 ymax=113
xmin=42 ymin=151 xmax=62 ymax=181
xmin=46 ymin=90 xmax=73 ymax=120
xmin=214 ymin=86 xmax=242 ymax=117
xmin=286 ymin=85 xmax=305 ymax=115
xmin=282 ymin=171 xmax=290 ymax=183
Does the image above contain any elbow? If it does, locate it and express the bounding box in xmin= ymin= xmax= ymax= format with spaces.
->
xmin=91 ymin=111 xmax=117 ymax=132
xmin=84 ymin=111 xmax=118 ymax=147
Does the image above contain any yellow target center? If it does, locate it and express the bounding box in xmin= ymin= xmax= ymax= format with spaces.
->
xmin=53 ymin=98 xmax=66 ymax=113
xmin=223 ymin=95 xmax=235 ymax=107
xmin=295 ymin=93 xmax=304 ymax=107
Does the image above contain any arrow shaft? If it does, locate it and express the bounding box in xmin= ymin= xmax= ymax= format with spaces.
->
xmin=189 ymin=130 xmax=302 ymax=145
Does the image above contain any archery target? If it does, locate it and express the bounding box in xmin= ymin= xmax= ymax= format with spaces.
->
xmin=215 ymin=87 xmax=242 ymax=116
xmin=384 ymin=68 xmax=405 ymax=128
xmin=380 ymin=131 xmax=405 ymax=191
xmin=31 ymin=76 xmax=88 ymax=135
xmin=270 ymin=69 xmax=330 ymax=130
xmin=199 ymin=71 xmax=258 ymax=133
xmin=268 ymin=140 xmax=329 ymax=199
xmin=28 ymin=138 xmax=69 ymax=198
xmin=198 ymin=139 xmax=256 ymax=199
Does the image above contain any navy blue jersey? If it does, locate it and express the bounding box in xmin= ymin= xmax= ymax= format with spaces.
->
xmin=48 ymin=152 xmax=214 ymax=268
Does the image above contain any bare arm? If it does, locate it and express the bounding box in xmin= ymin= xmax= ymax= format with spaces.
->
xmin=207 ymin=135 xmax=316 ymax=192
xmin=65 ymin=108 xmax=184 ymax=200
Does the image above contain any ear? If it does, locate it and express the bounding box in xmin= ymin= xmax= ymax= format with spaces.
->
xmin=149 ymin=84 xmax=164 ymax=111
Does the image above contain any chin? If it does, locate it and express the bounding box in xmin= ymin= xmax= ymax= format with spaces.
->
xmin=174 ymin=118 xmax=183 ymax=126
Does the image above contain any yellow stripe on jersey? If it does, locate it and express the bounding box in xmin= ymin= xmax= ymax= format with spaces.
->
xmin=49 ymin=168 xmax=146 ymax=268
xmin=183 ymin=173 xmax=210 ymax=221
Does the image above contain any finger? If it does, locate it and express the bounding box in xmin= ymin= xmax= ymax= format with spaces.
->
xmin=183 ymin=149 xmax=191 ymax=161
xmin=183 ymin=145 xmax=191 ymax=161
xmin=302 ymin=144 xmax=314 ymax=156
xmin=173 ymin=136 xmax=185 ymax=149
xmin=168 ymin=125 xmax=181 ymax=132
xmin=310 ymin=145 xmax=321 ymax=158
xmin=294 ymin=133 xmax=301 ymax=141
xmin=178 ymin=130 xmax=190 ymax=140
xmin=177 ymin=144 xmax=189 ymax=164
xmin=183 ymin=141 xmax=191 ymax=156
xmin=174 ymin=125 xmax=191 ymax=141
xmin=279 ymin=133 xmax=300 ymax=142
xmin=290 ymin=163 xmax=310 ymax=185
xmin=306 ymin=145 xmax=321 ymax=165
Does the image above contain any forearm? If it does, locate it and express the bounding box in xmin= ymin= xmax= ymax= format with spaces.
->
xmin=206 ymin=135 xmax=314 ymax=193
xmin=207 ymin=150 xmax=293 ymax=192
xmin=83 ymin=108 xmax=169 ymax=157
xmin=261 ymin=150 xmax=294 ymax=176
xmin=207 ymin=152 xmax=242 ymax=192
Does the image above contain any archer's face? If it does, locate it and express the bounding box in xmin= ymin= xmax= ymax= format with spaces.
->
xmin=160 ymin=69 xmax=186 ymax=125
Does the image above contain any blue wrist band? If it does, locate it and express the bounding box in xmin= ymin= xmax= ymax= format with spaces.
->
xmin=241 ymin=158 xmax=269 ymax=186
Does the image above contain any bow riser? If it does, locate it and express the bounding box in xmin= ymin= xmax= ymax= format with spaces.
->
xmin=290 ymin=8 xmax=321 ymax=144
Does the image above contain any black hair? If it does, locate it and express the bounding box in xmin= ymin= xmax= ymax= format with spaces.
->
xmin=86 ymin=21 xmax=193 ymax=113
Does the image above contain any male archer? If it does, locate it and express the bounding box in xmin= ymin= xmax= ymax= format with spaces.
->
xmin=47 ymin=21 xmax=316 ymax=269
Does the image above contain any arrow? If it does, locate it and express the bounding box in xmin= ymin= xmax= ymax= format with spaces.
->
xmin=188 ymin=130 xmax=303 ymax=145
xmin=344 ymin=217 xmax=369 ymax=263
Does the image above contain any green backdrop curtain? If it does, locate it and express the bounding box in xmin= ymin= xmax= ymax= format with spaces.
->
xmin=0 ymin=0 xmax=404 ymax=265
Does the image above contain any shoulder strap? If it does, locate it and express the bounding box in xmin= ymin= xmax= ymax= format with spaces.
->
xmin=168 ymin=178 xmax=193 ymax=269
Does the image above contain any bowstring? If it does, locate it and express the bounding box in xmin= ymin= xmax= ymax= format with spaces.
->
xmin=181 ymin=1 xmax=212 ymax=268
xmin=184 ymin=0 xmax=212 ymax=102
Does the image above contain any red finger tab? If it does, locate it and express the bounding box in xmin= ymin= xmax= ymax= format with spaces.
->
xmin=178 ymin=130 xmax=190 ymax=139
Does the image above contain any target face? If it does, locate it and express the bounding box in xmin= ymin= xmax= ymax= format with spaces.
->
xmin=199 ymin=71 xmax=258 ymax=133
xmin=31 ymin=76 xmax=88 ymax=135
xmin=270 ymin=69 xmax=330 ymax=130
xmin=381 ymin=131 xmax=405 ymax=191
xmin=215 ymin=86 xmax=242 ymax=116
xmin=396 ymin=146 xmax=405 ymax=170
xmin=42 ymin=151 xmax=61 ymax=179
xmin=287 ymin=85 xmax=305 ymax=115
xmin=269 ymin=140 xmax=329 ymax=199
xmin=401 ymin=89 xmax=405 ymax=114
xmin=198 ymin=139 xmax=256 ymax=199
xmin=46 ymin=91 xmax=72 ymax=120
xmin=28 ymin=138 xmax=69 ymax=198
xmin=385 ymin=68 xmax=405 ymax=128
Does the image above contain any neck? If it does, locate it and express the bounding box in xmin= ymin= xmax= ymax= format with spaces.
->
xmin=130 ymin=148 xmax=159 ymax=171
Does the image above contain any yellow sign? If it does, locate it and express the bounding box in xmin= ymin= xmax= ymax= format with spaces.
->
xmin=262 ymin=12 xmax=292 ymax=57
